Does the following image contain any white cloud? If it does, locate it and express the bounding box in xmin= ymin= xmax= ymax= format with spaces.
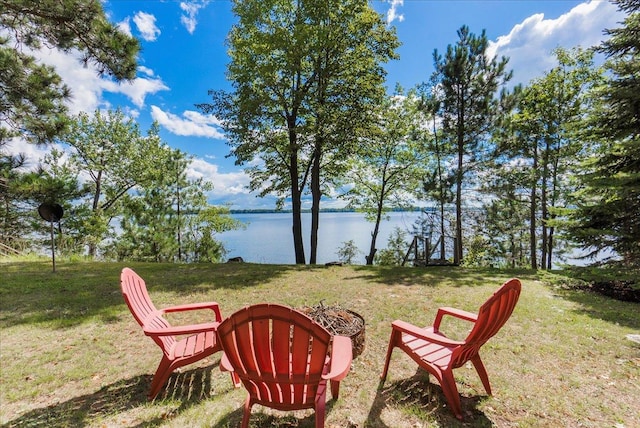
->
xmin=180 ymin=1 xmax=210 ymax=34
xmin=4 ymin=138 xmax=55 ymax=171
xmin=488 ymin=1 xmax=623 ymax=85
xmin=31 ymin=46 xmax=168 ymax=112
xmin=112 ymin=77 xmax=169 ymax=108
xmin=138 ymin=66 xmax=155 ymax=77
xmin=133 ymin=11 xmax=161 ymax=41
xmin=150 ymin=106 xmax=226 ymax=139
xmin=386 ymin=0 xmax=404 ymax=25
xmin=188 ymin=158 xmax=250 ymax=196
xmin=117 ymin=18 xmax=132 ymax=36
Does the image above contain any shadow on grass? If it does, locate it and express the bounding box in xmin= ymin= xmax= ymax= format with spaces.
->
xmin=541 ymin=268 xmax=640 ymax=329
xmin=214 ymin=406 xmax=332 ymax=428
xmin=0 ymin=262 xmax=299 ymax=328
xmin=366 ymin=370 xmax=493 ymax=428
xmin=554 ymin=287 xmax=640 ymax=329
xmin=1 ymin=365 xmax=240 ymax=428
xmin=348 ymin=265 xmax=538 ymax=288
xmin=213 ymin=382 xmax=341 ymax=427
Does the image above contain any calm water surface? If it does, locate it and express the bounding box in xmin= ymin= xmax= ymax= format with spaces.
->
xmin=219 ymin=211 xmax=421 ymax=265
xmin=218 ymin=211 xmax=606 ymax=266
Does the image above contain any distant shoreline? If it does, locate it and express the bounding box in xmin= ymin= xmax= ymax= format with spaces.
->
xmin=229 ymin=207 xmax=427 ymax=214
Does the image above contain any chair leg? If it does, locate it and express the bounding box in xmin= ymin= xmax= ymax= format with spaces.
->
xmin=329 ymin=379 xmax=341 ymax=400
xmin=241 ymin=395 xmax=252 ymax=428
xmin=315 ymin=383 xmax=327 ymax=428
xmin=148 ymin=357 xmax=173 ymax=400
xmin=381 ymin=328 xmax=400 ymax=381
xmin=230 ymin=372 xmax=241 ymax=388
xmin=471 ymin=355 xmax=492 ymax=396
xmin=440 ymin=369 xmax=463 ymax=420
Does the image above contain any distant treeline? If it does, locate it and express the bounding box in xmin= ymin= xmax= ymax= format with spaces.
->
xmin=229 ymin=207 xmax=428 ymax=214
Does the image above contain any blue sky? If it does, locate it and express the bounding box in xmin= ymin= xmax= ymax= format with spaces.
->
xmin=11 ymin=0 xmax=624 ymax=209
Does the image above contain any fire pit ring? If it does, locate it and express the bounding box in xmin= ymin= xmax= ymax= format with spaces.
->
xmin=299 ymin=303 xmax=366 ymax=359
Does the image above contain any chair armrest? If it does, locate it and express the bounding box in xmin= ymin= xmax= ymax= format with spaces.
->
xmin=161 ymin=302 xmax=223 ymax=322
xmin=322 ymin=335 xmax=352 ymax=381
xmin=433 ymin=306 xmax=477 ymax=333
xmin=392 ymin=320 xmax=464 ymax=347
xmin=143 ymin=321 xmax=220 ymax=337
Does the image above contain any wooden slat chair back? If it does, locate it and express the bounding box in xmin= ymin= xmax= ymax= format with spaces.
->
xmin=381 ymin=278 xmax=521 ymax=420
xmin=450 ymin=279 xmax=521 ymax=369
xmin=218 ymin=303 xmax=353 ymax=428
xmin=120 ymin=267 xmax=228 ymax=400
xmin=121 ymin=268 xmax=175 ymax=354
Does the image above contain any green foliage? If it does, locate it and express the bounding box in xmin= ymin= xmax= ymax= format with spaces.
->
xmin=343 ymin=87 xmax=428 ymax=264
xmin=182 ymin=206 xmax=244 ymax=263
xmin=109 ymin=151 xmax=242 ymax=263
xmin=0 ymin=43 xmax=70 ymax=144
xmin=492 ymin=47 xmax=601 ymax=269
xmin=478 ymin=186 xmax=530 ymax=268
xmin=375 ymin=226 xmax=409 ymax=266
xmin=336 ymin=240 xmax=362 ymax=264
xmin=0 ymin=146 xmax=33 ymax=251
xmin=431 ymin=25 xmax=513 ymax=263
xmin=54 ymin=110 xmax=174 ymax=256
xmin=563 ymin=0 xmax=640 ymax=267
xmin=0 ymin=0 xmax=139 ymax=144
xmin=0 ymin=145 xmax=87 ymax=254
xmin=459 ymin=234 xmax=499 ymax=268
xmin=4 ymin=109 xmax=241 ymax=262
xmin=198 ymin=0 xmax=399 ymax=263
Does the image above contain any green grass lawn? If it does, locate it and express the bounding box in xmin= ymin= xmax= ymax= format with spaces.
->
xmin=1 ymin=261 xmax=638 ymax=427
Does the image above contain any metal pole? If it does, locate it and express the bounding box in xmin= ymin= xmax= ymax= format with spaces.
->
xmin=50 ymin=219 xmax=56 ymax=273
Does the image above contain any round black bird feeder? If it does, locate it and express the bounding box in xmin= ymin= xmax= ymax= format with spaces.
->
xmin=38 ymin=203 xmax=64 ymax=272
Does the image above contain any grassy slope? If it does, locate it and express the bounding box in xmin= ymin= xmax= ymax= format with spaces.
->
xmin=0 ymin=261 xmax=638 ymax=427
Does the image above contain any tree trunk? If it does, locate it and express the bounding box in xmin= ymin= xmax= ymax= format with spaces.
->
xmin=176 ymin=179 xmax=182 ymax=262
xmin=530 ymin=150 xmax=538 ymax=269
xmin=455 ymin=142 xmax=463 ymax=264
xmin=547 ymin=144 xmax=561 ymax=270
xmin=433 ymin=116 xmax=447 ymax=260
xmin=88 ymin=170 xmax=103 ymax=258
xmin=366 ymin=219 xmax=380 ymax=265
xmin=366 ymin=191 xmax=386 ymax=265
xmin=510 ymin=234 xmax=516 ymax=269
xmin=310 ymin=146 xmax=322 ymax=265
xmin=455 ymin=94 xmax=465 ymax=264
xmin=541 ymin=196 xmax=548 ymax=270
xmin=288 ymin=123 xmax=305 ymax=264
xmin=540 ymin=137 xmax=551 ymax=270
xmin=547 ymin=227 xmax=554 ymax=269
xmin=291 ymin=180 xmax=305 ymax=264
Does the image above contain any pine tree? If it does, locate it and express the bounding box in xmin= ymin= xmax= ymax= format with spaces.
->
xmin=432 ymin=26 xmax=512 ymax=263
xmin=1 ymin=0 xmax=139 ymax=144
xmin=564 ymin=0 xmax=640 ymax=266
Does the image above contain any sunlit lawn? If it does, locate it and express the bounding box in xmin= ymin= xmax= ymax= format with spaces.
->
xmin=1 ymin=261 xmax=638 ymax=427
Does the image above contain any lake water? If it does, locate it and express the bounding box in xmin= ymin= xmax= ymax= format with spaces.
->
xmin=219 ymin=211 xmax=422 ymax=265
xmin=218 ymin=211 xmax=606 ymax=266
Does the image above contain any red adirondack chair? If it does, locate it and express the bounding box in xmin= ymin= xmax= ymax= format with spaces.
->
xmin=381 ymin=278 xmax=521 ymax=420
xmin=217 ymin=303 xmax=353 ymax=428
xmin=120 ymin=267 xmax=233 ymax=400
